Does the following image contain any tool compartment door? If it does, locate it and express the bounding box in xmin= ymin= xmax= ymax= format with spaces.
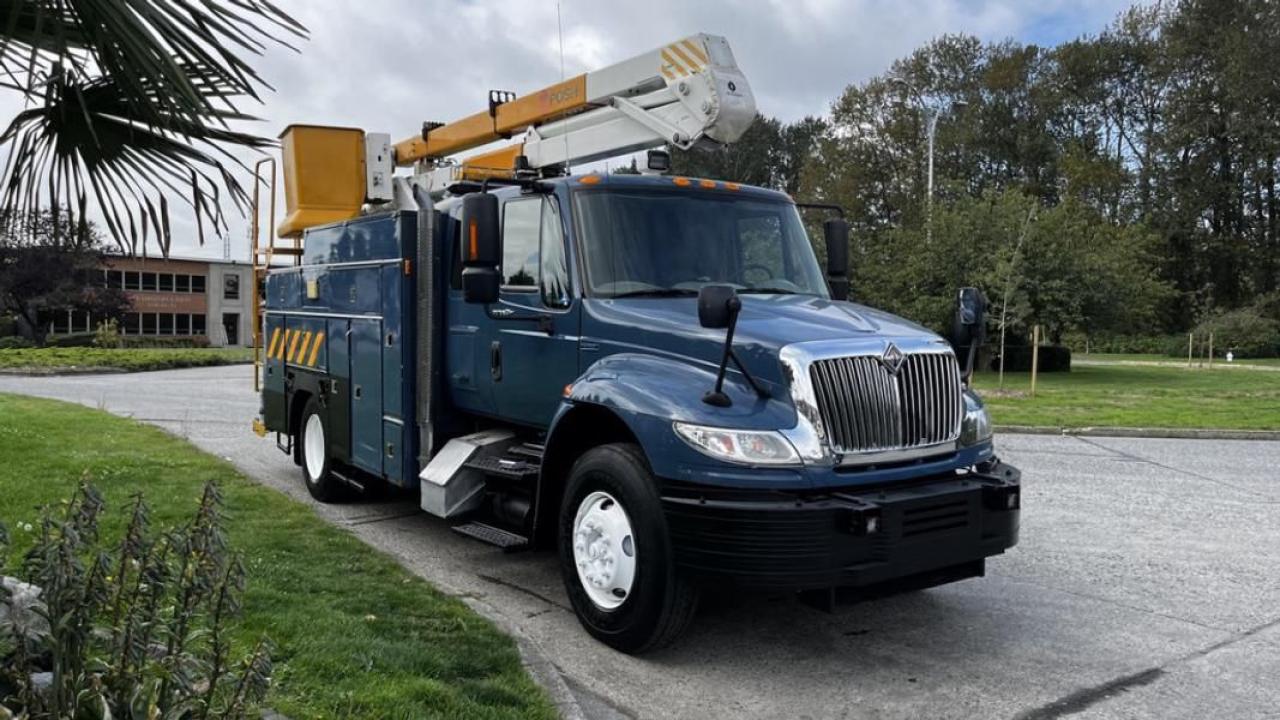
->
xmin=349 ymin=316 xmax=384 ymax=474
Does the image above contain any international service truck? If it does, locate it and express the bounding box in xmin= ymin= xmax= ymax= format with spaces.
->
xmin=250 ymin=33 xmax=1021 ymax=653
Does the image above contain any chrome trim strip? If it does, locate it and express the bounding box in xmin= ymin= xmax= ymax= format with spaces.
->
xmin=266 ymin=310 xmax=383 ymax=321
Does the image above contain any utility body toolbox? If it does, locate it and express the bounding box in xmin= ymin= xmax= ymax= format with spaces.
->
xmin=261 ymin=212 xmax=423 ymax=488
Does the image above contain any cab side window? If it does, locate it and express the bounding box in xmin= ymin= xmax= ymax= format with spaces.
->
xmin=501 ymin=197 xmax=570 ymax=308
xmin=502 ymin=199 xmax=540 ymax=289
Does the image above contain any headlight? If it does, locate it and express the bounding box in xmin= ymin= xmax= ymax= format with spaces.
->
xmin=960 ymin=390 xmax=993 ymax=447
xmin=673 ymin=422 xmax=802 ymax=466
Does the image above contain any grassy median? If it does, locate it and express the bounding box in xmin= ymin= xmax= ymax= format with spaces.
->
xmin=973 ymin=362 xmax=1280 ymax=430
xmin=0 ymin=393 xmax=555 ymax=719
xmin=0 ymin=347 xmax=252 ymax=372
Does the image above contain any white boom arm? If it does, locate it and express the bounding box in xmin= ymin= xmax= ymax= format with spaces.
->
xmin=399 ymin=33 xmax=756 ymax=196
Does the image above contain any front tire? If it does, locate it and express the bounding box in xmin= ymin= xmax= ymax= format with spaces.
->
xmin=299 ymin=396 xmax=347 ymax=503
xmin=558 ymin=443 xmax=698 ymax=653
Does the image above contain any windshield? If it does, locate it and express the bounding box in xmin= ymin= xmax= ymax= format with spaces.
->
xmin=575 ymin=190 xmax=830 ymax=298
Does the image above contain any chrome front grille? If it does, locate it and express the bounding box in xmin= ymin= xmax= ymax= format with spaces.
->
xmin=808 ymin=351 xmax=963 ymax=455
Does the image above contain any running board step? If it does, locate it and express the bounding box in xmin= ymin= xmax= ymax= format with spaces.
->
xmin=451 ymin=522 xmax=530 ymax=552
xmin=463 ymin=453 xmax=539 ymax=482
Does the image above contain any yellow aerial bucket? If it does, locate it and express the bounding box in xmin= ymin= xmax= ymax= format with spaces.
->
xmin=276 ymin=124 xmax=365 ymax=238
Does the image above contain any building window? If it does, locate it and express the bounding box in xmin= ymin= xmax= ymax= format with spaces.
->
xmin=125 ymin=272 xmax=140 ymax=291
xmin=192 ymin=314 xmax=207 ymax=335
xmin=175 ymin=274 xmax=190 ymax=293
xmin=110 ymin=271 xmax=125 ymax=290
xmin=176 ymin=314 xmax=190 ymax=335
xmin=223 ymin=274 xmax=240 ymax=300
xmin=100 ymin=270 xmax=109 ymax=288
xmin=192 ymin=275 xmax=207 ymax=294
xmin=158 ymin=273 xmax=174 ymax=292
xmin=141 ymin=272 xmax=157 ymax=291
xmin=122 ymin=312 xmax=140 ymax=335
xmin=158 ymin=313 xmax=174 ymax=335
xmin=141 ymin=313 xmax=157 ymax=334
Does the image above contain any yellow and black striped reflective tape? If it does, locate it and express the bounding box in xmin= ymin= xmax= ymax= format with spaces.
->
xmin=660 ymin=38 xmax=709 ymax=80
xmin=267 ymin=328 xmax=326 ymax=367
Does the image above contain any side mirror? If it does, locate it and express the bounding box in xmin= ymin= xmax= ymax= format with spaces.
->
xmin=460 ymin=193 xmax=500 ymax=304
xmin=823 ymin=218 xmax=850 ymax=301
xmin=953 ymin=287 xmax=986 ymax=345
xmin=698 ymin=284 xmax=739 ymax=329
xmin=953 ymin=287 xmax=986 ymax=382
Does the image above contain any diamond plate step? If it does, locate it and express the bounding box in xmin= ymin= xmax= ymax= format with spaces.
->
xmin=451 ymin=521 xmax=531 ymax=552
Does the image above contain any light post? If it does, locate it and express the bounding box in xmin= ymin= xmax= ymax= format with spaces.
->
xmin=893 ymin=78 xmax=966 ymax=245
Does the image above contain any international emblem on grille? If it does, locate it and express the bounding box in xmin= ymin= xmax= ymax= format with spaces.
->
xmin=879 ymin=342 xmax=906 ymax=375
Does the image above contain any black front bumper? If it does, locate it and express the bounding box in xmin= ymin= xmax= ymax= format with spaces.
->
xmin=661 ymin=460 xmax=1020 ymax=592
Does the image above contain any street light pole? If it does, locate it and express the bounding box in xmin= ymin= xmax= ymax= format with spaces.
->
xmin=893 ymin=77 xmax=964 ymax=246
xmin=924 ymin=106 xmax=939 ymax=245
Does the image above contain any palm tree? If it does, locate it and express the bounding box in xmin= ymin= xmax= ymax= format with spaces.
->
xmin=0 ymin=0 xmax=306 ymax=255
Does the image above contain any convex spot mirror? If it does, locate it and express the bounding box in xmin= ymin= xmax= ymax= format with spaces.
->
xmin=461 ymin=193 xmax=500 ymax=304
xmin=698 ymin=284 xmax=740 ymax=329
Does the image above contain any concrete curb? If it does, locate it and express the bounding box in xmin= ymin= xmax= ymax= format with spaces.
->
xmin=0 ymin=367 xmax=128 ymax=376
xmin=996 ymin=424 xmax=1280 ymax=441
xmin=447 ymin=591 xmax=587 ymax=720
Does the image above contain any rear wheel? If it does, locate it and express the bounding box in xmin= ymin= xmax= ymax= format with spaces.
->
xmin=558 ymin=443 xmax=698 ymax=653
xmin=299 ymin=396 xmax=347 ymax=503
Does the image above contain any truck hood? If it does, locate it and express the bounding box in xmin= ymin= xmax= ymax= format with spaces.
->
xmin=582 ymin=294 xmax=945 ymax=386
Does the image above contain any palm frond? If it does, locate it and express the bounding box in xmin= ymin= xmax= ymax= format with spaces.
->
xmin=0 ymin=0 xmax=305 ymax=254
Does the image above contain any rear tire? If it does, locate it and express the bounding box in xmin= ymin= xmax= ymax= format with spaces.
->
xmin=299 ymin=396 xmax=348 ymax=503
xmin=558 ymin=443 xmax=698 ymax=653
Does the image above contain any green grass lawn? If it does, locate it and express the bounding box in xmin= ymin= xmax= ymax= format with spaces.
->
xmin=1077 ymin=352 xmax=1280 ymax=367
xmin=972 ymin=362 xmax=1280 ymax=430
xmin=0 ymin=393 xmax=555 ymax=720
xmin=0 ymin=346 xmax=253 ymax=372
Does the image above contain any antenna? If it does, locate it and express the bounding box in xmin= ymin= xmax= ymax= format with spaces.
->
xmin=556 ymin=1 xmax=570 ymax=174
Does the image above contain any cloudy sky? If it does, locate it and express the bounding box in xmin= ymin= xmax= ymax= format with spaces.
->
xmin=16 ymin=0 xmax=1142 ymax=260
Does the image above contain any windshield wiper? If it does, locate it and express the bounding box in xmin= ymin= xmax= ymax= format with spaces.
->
xmin=739 ymin=288 xmax=801 ymax=295
xmin=608 ymin=288 xmax=699 ymax=299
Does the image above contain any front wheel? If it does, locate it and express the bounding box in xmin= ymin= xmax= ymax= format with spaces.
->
xmin=299 ymin=396 xmax=348 ymax=503
xmin=558 ymin=443 xmax=698 ymax=653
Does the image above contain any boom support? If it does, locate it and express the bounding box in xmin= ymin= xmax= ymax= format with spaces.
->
xmin=275 ymin=33 xmax=755 ymax=238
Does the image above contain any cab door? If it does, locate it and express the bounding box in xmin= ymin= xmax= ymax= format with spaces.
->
xmin=489 ymin=194 xmax=579 ymax=427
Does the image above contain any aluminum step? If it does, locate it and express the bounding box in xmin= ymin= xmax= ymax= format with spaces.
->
xmin=451 ymin=522 xmax=530 ymax=552
xmin=463 ymin=453 xmax=539 ymax=482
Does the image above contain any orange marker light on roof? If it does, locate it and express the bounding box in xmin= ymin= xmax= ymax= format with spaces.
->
xmin=724 ymin=182 xmax=741 ymax=191
xmin=699 ymin=179 xmax=717 ymax=189
xmin=578 ymin=174 xmax=602 ymax=185
xmin=673 ymin=177 xmax=692 ymax=187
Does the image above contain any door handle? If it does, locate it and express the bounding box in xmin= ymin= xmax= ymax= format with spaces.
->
xmin=490 ymin=341 xmax=502 ymax=382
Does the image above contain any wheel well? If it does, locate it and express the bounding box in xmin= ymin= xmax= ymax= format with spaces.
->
xmin=288 ymin=390 xmax=313 ymax=465
xmin=535 ymin=403 xmax=641 ymax=548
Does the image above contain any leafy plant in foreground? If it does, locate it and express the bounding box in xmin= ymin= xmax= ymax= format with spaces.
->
xmin=0 ymin=479 xmax=271 ymax=719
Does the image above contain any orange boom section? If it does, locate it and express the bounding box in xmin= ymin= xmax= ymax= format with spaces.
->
xmin=392 ymin=75 xmax=588 ymax=165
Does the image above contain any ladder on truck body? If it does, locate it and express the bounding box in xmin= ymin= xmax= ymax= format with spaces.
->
xmin=249 ymin=157 xmax=302 ymax=391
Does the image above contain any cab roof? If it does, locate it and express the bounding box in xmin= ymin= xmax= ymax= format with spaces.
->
xmin=547 ymin=171 xmax=793 ymax=204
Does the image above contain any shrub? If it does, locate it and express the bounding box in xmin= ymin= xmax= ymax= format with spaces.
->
xmin=1063 ymin=332 xmax=1179 ymax=355
xmin=0 ymin=337 xmax=35 ymax=350
xmin=0 ymin=481 xmax=272 ymax=719
xmin=0 ymin=317 xmax=14 ymax=339
xmin=93 ymin=320 xmax=122 ymax=349
xmin=118 ymin=336 xmax=212 ymax=349
xmin=1165 ymin=308 xmax=1280 ymax=359
xmin=48 ymin=332 xmax=96 ymax=348
xmin=990 ymin=344 xmax=1072 ymax=372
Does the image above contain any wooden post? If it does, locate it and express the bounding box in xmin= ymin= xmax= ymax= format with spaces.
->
xmin=1188 ymin=333 xmax=1193 ymax=367
xmin=1208 ymin=332 xmax=1214 ymax=368
xmin=1030 ymin=325 xmax=1040 ymax=398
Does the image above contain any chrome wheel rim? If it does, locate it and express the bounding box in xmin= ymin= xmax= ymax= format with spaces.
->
xmin=572 ymin=491 xmax=637 ymax=611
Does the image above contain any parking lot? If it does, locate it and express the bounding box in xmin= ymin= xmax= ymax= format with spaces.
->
xmin=3 ymin=364 xmax=1278 ymax=719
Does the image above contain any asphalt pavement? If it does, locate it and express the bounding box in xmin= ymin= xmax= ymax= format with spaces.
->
xmin=2 ymin=365 xmax=1278 ymax=720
